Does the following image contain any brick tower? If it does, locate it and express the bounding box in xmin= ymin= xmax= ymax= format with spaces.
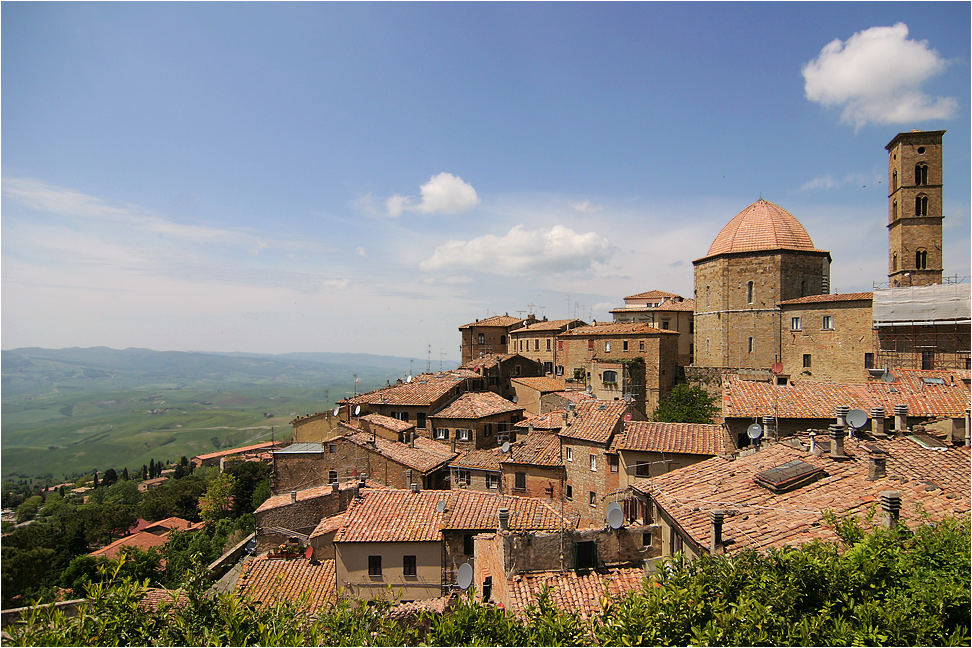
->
xmin=886 ymin=130 xmax=945 ymax=287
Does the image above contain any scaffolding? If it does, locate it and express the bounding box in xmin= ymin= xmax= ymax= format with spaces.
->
xmin=872 ymin=282 xmax=972 ymax=371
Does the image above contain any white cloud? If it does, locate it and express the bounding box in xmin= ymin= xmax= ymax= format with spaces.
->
xmin=572 ymin=200 xmax=602 ymax=214
xmin=419 ymin=224 xmax=611 ymax=275
xmin=802 ymin=23 xmax=957 ymax=128
xmin=385 ymin=173 xmax=480 ymax=217
xmin=800 ymin=170 xmax=882 ymax=192
xmin=355 ymin=246 xmax=367 ymax=257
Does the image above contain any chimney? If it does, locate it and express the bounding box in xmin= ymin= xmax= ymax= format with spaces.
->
xmin=359 ymin=475 xmax=367 ymax=489
xmin=331 ymin=481 xmax=339 ymax=494
xmin=868 ymin=451 xmax=888 ymax=481
xmin=710 ymin=510 xmax=725 ymax=555
xmin=880 ymin=491 xmax=902 ymax=528
xmin=761 ymin=416 xmax=775 ymax=440
xmin=829 ymin=424 xmax=849 ymax=460
xmin=870 ymin=407 xmax=886 ymax=437
xmin=835 ymin=405 xmax=849 ymax=429
xmin=410 ymin=482 xmax=419 ymax=493
xmin=808 ymin=430 xmax=818 ymax=455
xmin=410 ymin=432 xmax=415 ymax=448
xmin=893 ymin=404 xmax=908 ymax=434
xmin=498 ymin=507 xmax=510 ymax=531
xmin=290 ymin=490 xmax=297 ymax=504
xmin=406 ymin=469 xmax=413 ymax=485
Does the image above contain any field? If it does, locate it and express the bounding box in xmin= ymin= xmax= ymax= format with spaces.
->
xmin=2 ymin=347 xmax=434 ymax=480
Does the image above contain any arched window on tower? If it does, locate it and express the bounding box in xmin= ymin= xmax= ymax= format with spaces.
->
xmin=915 ymin=164 xmax=928 ymax=186
xmin=892 ymin=170 xmax=897 ymax=191
xmin=915 ymin=249 xmax=928 ymax=270
xmin=746 ymin=281 xmax=754 ymax=304
xmin=893 ymin=200 xmax=897 ymax=219
xmin=915 ymin=195 xmax=928 ymax=216
xmin=892 ymin=253 xmax=897 ymax=272
xmin=705 ymin=286 xmax=710 ymax=308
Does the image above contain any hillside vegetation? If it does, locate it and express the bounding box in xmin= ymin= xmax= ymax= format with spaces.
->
xmin=1 ymin=347 xmax=435 ymax=480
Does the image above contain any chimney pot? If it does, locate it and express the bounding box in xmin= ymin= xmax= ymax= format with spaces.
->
xmin=761 ymin=416 xmax=775 ymax=440
xmin=291 ymin=490 xmax=297 ymax=504
xmin=879 ymin=491 xmax=902 ymax=528
xmin=498 ymin=507 xmax=510 ymax=531
xmin=870 ymin=407 xmax=886 ymax=436
xmin=868 ymin=453 xmax=888 ymax=481
xmin=410 ymin=482 xmax=419 ymax=493
xmin=829 ymin=424 xmax=849 ymax=459
xmin=835 ymin=405 xmax=849 ymax=429
xmin=331 ymin=481 xmax=339 ymax=494
xmin=893 ymin=405 xmax=908 ymax=434
xmin=710 ymin=509 xmax=725 ymax=555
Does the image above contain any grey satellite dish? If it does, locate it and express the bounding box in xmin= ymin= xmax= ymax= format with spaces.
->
xmin=457 ymin=563 xmax=473 ymax=590
xmin=606 ymin=502 xmax=624 ymax=529
xmin=512 ymin=395 xmax=518 ymax=404
xmin=332 ymin=406 xmax=340 ymax=416
xmin=586 ymin=384 xmax=594 ymax=394
xmin=353 ymin=405 xmax=361 ymax=416
xmin=846 ymin=409 xmax=868 ymax=429
xmin=436 ymin=500 xmax=446 ymax=513
xmin=501 ymin=441 xmax=511 ymax=453
xmin=882 ymin=371 xmax=896 ymax=383
xmin=747 ymin=424 xmax=763 ymax=440
xmin=624 ymin=394 xmax=633 ymax=403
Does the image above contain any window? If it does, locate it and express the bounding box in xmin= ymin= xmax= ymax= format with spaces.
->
xmin=576 ymin=540 xmax=596 ymax=568
xmin=458 ymin=429 xmax=471 ymax=441
xmin=791 ymin=317 xmax=802 ymax=331
xmin=705 ymin=286 xmax=710 ymax=307
xmin=622 ymin=340 xmax=629 ymax=351
xmin=893 ymin=252 xmax=898 ymax=271
xmin=392 ymin=411 xmax=409 ymax=422
xmin=484 ymin=423 xmax=492 ymax=436
xmin=416 ymin=413 xmax=426 ymax=429
xmin=514 ymin=472 xmax=526 ymax=490
xmin=368 ymin=555 xmax=382 ymax=576
xmin=642 ymin=532 xmax=652 ymax=547
xmin=435 ymin=428 xmax=449 ymax=440
xmin=555 ymin=365 xmax=564 ymax=376
xmin=534 ymin=339 xmax=540 ymax=351
xmin=328 ymin=470 xmax=338 ymax=484
xmin=518 ymin=340 xmax=523 ymax=351
xmin=803 ymin=354 xmax=812 ymax=368
xmin=464 ymin=534 xmax=475 ymax=555
xmin=746 ymin=281 xmax=754 ymax=304
xmin=566 ymin=484 xmax=573 ymax=500
xmin=892 ymin=169 xmax=897 ymax=190
xmin=546 ymin=338 xmax=551 ymax=351
xmin=328 ymin=444 xmax=338 ymax=454
xmin=486 ymin=473 xmax=500 ymax=489
xmin=605 ymin=341 xmax=611 ymax=352
xmin=588 ymin=491 xmax=597 ymax=507
xmin=514 ymin=364 xmax=521 ymax=376
xmin=893 ymin=200 xmax=897 ymax=219
xmin=864 ymin=353 xmax=875 ymax=369
xmin=543 ymin=361 xmax=553 ymax=374
xmin=915 ymin=195 xmax=928 ymax=216
xmin=602 ymin=370 xmax=618 ymax=384
xmin=661 ymin=321 xmax=670 ymax=330
xmin=639 ymin=340 xmax=646 ymax=351
xmin=500 ymin=335 xmax=506 ymax=345
xmin=636 ymin=461 xmax=650 ymax=478
xmin=916 ymin=249 xmax=928 ymax=270
xmin=477 ymin=333 xmax=485 ymax=345
xmin=608 ymin=455 xmax=618 ymax=473
xmin=922 ymin=350 xmax=934 ymax=370
xmin=748 ymin=337 xmax=754 ymax=353
xmin=589 ymin=454 xmax=598 ymax=472
xmin=403 ymin=555 xmax=416 ymax=576
xmin=822 ymin=315 xmax=834 ymax=330
xmin=456 ymin=469 xmax=470 ymax=485
xmin=483 ymin=576 xmax=492 ymax=601
xmin=688 ymin=319 xmax=694 ymax=334
xmin=557 ymin=339 xmax=564 ymax=351
xmin=915 ymin=163 xmax=928 ymax=186
xmin=565 ymin=446 xmax=573 ymax=461
xmin=588 ymin=339 xmax=595 ymax=350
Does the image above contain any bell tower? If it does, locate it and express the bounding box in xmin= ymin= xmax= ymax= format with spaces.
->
xmin=886 ymin=130 xmax=945 ymax=287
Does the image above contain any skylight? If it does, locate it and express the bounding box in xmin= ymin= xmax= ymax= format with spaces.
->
xmin=753 ymin=459 xmax=825 ymax=493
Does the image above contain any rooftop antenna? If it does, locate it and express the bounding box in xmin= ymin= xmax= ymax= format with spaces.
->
xmin=439 ymin=348 xmax=447 ymax=372
xmin=409 ymin=359 xmax=413 ymax=379
xmin=353 ymin=373 xmax=359 ymax=397
xmin=427 ymin=345 xmax=431 ymax=373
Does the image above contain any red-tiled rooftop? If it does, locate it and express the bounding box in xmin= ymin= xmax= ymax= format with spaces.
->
xmin=358 ymin=412 xmax=415 ymax=434
xmin=701 ymin=199 xmax=827 ymax=260
xmin=451 ymin=447 xmax=504 ymax=471
xmin=460 ymin=353 xmax=517 ymax=370
xmin=236 ymin=557 xmax=336 ymax=612
xmin=515 ymin=411 xmax=565 ymax=431
xmin=722 ymin=371 xmax=970 ymax=419
xmin=335 ymin=490 xmax=450 ymax=543
xmin=624 ymin=290 xmax=682 ymax=301
xmin=255 ymin=480 xmax=385 ymax=514
xmin=459 ymin=314 xmax=527 ymax=329
xmin=558 ymin=400 xmax=638 ymax=444
xmin=348 ymin=370 xmax=479 ymax=407
xmin=632 ymin=436 xmax=971 ymax=553
xmin=511 ymin=376 xmax=569 ymax=392
xmin=441 ymin=489 xmax=577 ymax=531
xmin=502 ymin=432 xmax=562 ymax=467
xmin=507 ymin=567 xmax=646 ymax=621
xmin=341 ymin=429 xmax=457 ymax=472
xmin=513 ymin=319 xmax=586 ymax=333
xmin=779 ymin=292 xmax=873 ymax=306
xmin=560 ymin=322 xmax=677 ymax=337
xmin=192 ymin=441 xmax=282 ymax=462
xmin=431 ymin=391 xmax=523 ymax=419
xmin=611 ymin=422 xmax=735 ymax=456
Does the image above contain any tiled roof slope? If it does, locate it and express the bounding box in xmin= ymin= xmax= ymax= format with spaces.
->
xmin=514 ymin=319 xmax=586 ymax=333
xmin=193 ymin=441 xmax=282 ymax=462
xmin=511 ymin=376 xmax=569 ymax=392
xmin=441 ymin=489 xmax=577 ymax=531
xmin=611 ymin=422 xmax=735 ymax=456
xmin=649 ymin=298 xmax=695 ymax=312
xmin=431 ymin=391 xmax=522 ymax=419
xmin=779 ymin=292 xmax=873 ymax=306
xmin=558 ymin=400 xmax=637 ymax=444
xmin=452 ymin=448 xmax=504 ymax=471
xmin=343 ymin=429 xmax=457 ymax=472
xmin=515 ymin=411 xmax=565 ymax=431
xmin=560 ymin=322 xmax=677 ymax=337
xmin=335 ymin=490 xmax=450 ymax=543
xmin=503 ymin=432 xmax=562 ymax=467
xmin=632 ymin=436 xmax=970 ymax=552
xmin=236 ymin=557 xmax=336 ymax=611
xmin=358 ymin=412 xmax=414 ymax=434
xmin=507 ymin=567 xmax=646 ymax=620
xmin=459 ymin=315 xmax=526 ymax=329
xmin=310 ymin=512 xmax=348 ymax=539
xmin=702 ymin=199 xmax=824 ymax=259
xmin=723 ymin=371 xmax=969 ymax=419
xmin=89 ymin=531 xmax=169 ymax=559
xmin=255 ymin=480 xmax=386 ymax=514
xmin=347 ymin=370 xmax=479 ymax=407
xmin=460 ymin=353 xmax=516 ymax=370
xmin=624 ymin=290 xmax=682 ymax=301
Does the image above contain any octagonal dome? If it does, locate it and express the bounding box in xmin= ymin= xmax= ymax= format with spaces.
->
xmin=704 ymin=199 xmax=818 ymax=258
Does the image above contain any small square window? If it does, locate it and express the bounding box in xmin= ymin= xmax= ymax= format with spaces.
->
xmin=803 ymin=354 xmax=812 ymax=368
xmin=565 ymin=446 xmax=573 ymax=461
xmin=605 ymin=341 xmax=611 ymax=352
xmin=457 ymin=469 xmax=470 ymax=485
xmin=864 ymin=353 xmax=875 ymax=369
xmin=435 ymin=428 xmax=448 ymax=440
xmin=589 ymin=491 xmax=597 ymax=507
xmin=368 ymin=555 xmax=382 ymax=576
xmin=608 ymin=455 xmax=618 ymax=473
xmin=822 ymin=315 xmax=834 ymax=330
xmin=590 ymin=454 xmax=598 ymax=472
xmin=328 ymin=470 xmax=338 ymax=484
xmin=565 ymin=484 xmax=573 ymax=500
xmin=328 ymin=444 xmax=338 ymax=454
xmin=403 ymin=555 xmax=417 ymax=576
xmin=622 ymin=340 xmax=629 ymax=351
xmin=514 ymin=472 xmax=526 ymax=490
xmin=458 ymin=429 xmax=471 ymax=441
xmin=639 ymin=341 xmax=645 ymax=352
xmin=790 ymin=317 xmax=802 ymax=331
xmin=642 ymin=532 xmax=652 ymax=547
xmin=486 ymin=474 xmax=499 ymax=489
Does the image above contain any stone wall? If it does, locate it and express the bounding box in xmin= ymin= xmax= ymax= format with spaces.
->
xmin=780 ymin=299 xmax=875 ymax=383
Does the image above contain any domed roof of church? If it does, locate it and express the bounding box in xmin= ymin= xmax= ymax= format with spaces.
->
xmin=703 ymin=199 xmax=819 ymax=258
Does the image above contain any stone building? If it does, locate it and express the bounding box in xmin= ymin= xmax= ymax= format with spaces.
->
xmin=428 ymin=391 xmax=524 ymax=450
xmin=778 ymin=293 xmax=875 ymax=382
xmin=886 ymin=130 xmax=945 ymax=287
xmin=507 ymin=318 xmax=586 ymax=375
xmin=459 ymin=353 xmax=543 ymax=401
xmin=459 ymin=314 xmax=534 ymax=365
xmin=610 ymin=290 xmax=696 ymax=366
xmin=693 ymin=199 xmax=831 ymax=370
xmin=608 ymin=421 xmax=735 ymax=488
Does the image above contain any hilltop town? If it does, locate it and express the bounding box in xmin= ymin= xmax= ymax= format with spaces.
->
xmin=3 ymin=129 xmax=969 ymax=637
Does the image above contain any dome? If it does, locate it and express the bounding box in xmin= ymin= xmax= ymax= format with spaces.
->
xmin=704 ymin=199 xmax=817 ymax=258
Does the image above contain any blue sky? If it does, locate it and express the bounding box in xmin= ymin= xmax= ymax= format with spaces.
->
xmin=3 ymin=2 xmax=969 ymax=359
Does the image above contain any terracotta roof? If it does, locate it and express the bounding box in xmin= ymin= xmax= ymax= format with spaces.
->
xmin=387 ymin=594 xmax=456 ymax=618
xmin=515 ymin=412 xmax=565 ymax=431
xmin=460 ymin=353 xmax=517 ymax=370
xmin=236 ymin=557 xmax=336 ymax=611
xmin=358 ymin=413 xmax=415 ymax=434
xmin=451 ymin=448 xmax=504 ymax=471
xmin=140 ymin=588 xmax=187 ymax=612
xmin=335 ymin=490 xmax=450 ymax=542
xmin=558 ymin=400 xmax=637 ymax=444
xmin=624 ymin=290 xmax=682 ymax=301
xmin=441 ymin=490 xmax=577 ymax=531
xmin=511 ymin=376 xmax=569 ymax=392
xmin=310 ymin=512 xmax=348 ymax=539
xmin=513 ymin=319 xmax=586 ymax=333
xmin=89 ymin=531 xmax=169 ymax=559
xmin=459 ymin=315 xmax=526 ymax=329
xmin=431 ymin=391 xmax=523 ymax=419
xmin=341 ymin=428 xmax=458 ymax=472
xmin=507 ymin=567 xmax=646 ymax=621
xmin=611 ymin=422 xmax=735 ymax=456
xmin=702 ymin=199 xmax=826 ymax=259
xmin=348 ymin=370 xmax=479 ymax=407
xmin=555 ymin=390 xmax=597 ymax=404
xmin=255 ymin=480 xmax=385 ymax=514
xmin=145 ymin=517 xmax=194 ymax=533
xmin=503 ymin=432 xmax=563 ymax=467
xmin=632 ymin=436 xmax=971 ymax=552
xmin=779 ymin=292 xmax=873 ymax=306
xmin=560 ymin=322 xmax=677 ymax=337
xmin=192 ymin=441 xmax=281 ymax=462
xmin=722 ymin=371 xmax=970 ymax=419
xmin=648 ymin=298 xmax=695 ymax=312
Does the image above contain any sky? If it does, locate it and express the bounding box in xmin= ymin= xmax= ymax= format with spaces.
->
xmin=3 ymin=2 xmax=970 ymax=361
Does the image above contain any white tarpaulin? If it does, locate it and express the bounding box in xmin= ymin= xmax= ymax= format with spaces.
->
xmin=872 ymin=283 xmax=972 ymax=326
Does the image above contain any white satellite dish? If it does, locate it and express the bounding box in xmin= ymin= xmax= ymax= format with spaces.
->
xmin=501 ymin=441 xmax=511 ymax=453
xmin=353 ymin=405 xmax=361 ymax=416
xmin=512 ymin=395 xmax=518 ymax=404
xmin=457 ymin=563 xmax=473 ymax=590
xmin=747 ymin=424 xmax=763 ymax=440
xmin=846 ymin=409 xmax=868 ymax=429
xmin=332 ymin=406 xmax=340 ymax=416
xmin=436 ymin=500 xmax=446 ymax=513
xmin=406 ymin=375 xmax=413 ymax=383
xmin=882 ymin=371 xmax=896 ymax=383
xmin=606 ymin=502 xmax=624 ymax=529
